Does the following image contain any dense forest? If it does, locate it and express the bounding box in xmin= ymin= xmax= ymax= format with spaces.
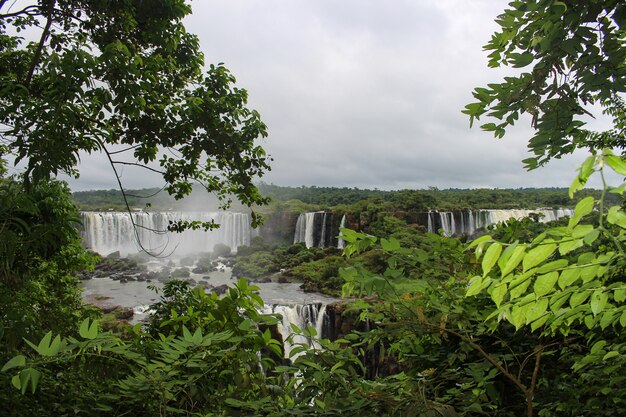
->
xmin=2 ymin=1 xmax=626 ymax=417
xmin=73 ymin=184 xmax=613 ymax=212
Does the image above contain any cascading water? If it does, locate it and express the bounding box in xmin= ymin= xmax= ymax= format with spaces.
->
xmin=80 ymin=211 xmax=255 ymax=256
xmin=426 ymin=208 xmax=574 ymax=236
xmin=337 ymin=215 xmax=347 ymax=250
xmin=293 ymin=212 xmax=337 ymax=248
xmin=261 ymin=303 xmax=328 ymax=359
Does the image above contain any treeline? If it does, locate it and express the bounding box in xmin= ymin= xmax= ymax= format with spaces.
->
xmin=74 ymin=183 xmax=612 ymax=212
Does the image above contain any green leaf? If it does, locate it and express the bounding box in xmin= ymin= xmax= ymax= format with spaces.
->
xmin=79 ymin=318 xmax=98 ymax=340
xmin=491 ymin=283 xmax=508 ymax=308
xmin=603 ymin=351 xmax=620 ymax=360
xmin=482 ymin=242 xmax=502 ymax=276
xmin=511 ymin=52 xmax=534 ymax=67
xmin=620 ymin=311 xmax=626 ymax=327
xmin=523 ymin=242 xmax=556 ymax=272
xmin=468 ymin=234 xmax=492 ymax=250
xmin=600 ymin=311 xmax=615 ymax=329
xmin=466 ymin=276 xmax=491 ymax=297
xmin=192 ymin=328 xmax=202 ymax=345
xmin=590 ymin=290 xmax=608 ymax=315
xmin=380 ymin=237 xmax=401 ymax=252
xmin=570 ymin=291 xmax=590 ymax=308
xmin=501 ymin=245 xmax=526 ymax=277
xmin=534 ymin=272 xmax=558 ymax=297
xmin=526 ymin=299 xmax=549 ymax=324
xmin=1 ymin=355 xmax=25 ymax=372
xmin=536 ymin=259 xmax=568 ymax=274
xmin=559 ymin=238 xmax=584 ymax=255
xmin=607 ymin=206 xmax=626 ymax=229
xmin=614 ymin=288 xmax=626 ymax=303
xmin=558 ymin=268 xmax=580 ymax=289
xmin=605 ymin=154 xmax=626 ymax=176
xmin=568 ymin=197 xmax=594 ymax=228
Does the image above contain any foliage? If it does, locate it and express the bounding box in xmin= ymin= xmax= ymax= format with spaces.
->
xmin=0 ymin=177 xmax=96 ymax=351
xmin=1 ymin=0 xmax=270 ymax=228
xmin=463 ymin=0 xmax=626 ymax=168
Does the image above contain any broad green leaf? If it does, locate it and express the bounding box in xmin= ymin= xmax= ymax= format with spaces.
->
xmin=603 ymin=351 xmax=620 ymax=360
xmin=536 ymin=259 xmax=568 ymax=274
xmin=510 ymin=304 xmax=529 ymax=330
xmin=590 ymin=290 xmax=608 ymax=315
xmin=79 ymin=319 xmax=98 ymax=340
xmin=607 ymin=206 xmax=626 ymax=229
xmin=591 ymin=340 xmax=606 ymax=354
xmin=558 ymin=268 xmax=580 ymax=289
xmin=580 ymin=264 xmax=600 ymax=283
xmin=511 ymin=51 xmax=534 ymax=67
xmin=568 ymin=197 xmax=594 ymax=228
xmin=559 ymin=238 xmax=583 ymax=255
xmin=380 ymin=237 xmax=401 ymax=252
xmin=534 ymin=272 xmax=559 ymax=297
xmin=550 ymin=292 xmax=570 ymax=312
xmin=570 ymin=291 xmax=590 ymax=308
xmin=584 ymin=315 xmax=596 ymax=329
xmin=530 ymin=314 xmax=550 ymax=332
xmin=600 ymin=311 xmax=615 ymax=329
xmin=192 ymin=328 xmax=202 ymax=345
xmin=523 ymin=242 xmax=556 ymax=272
xmin=614 ymin=288 xmax=626 ymax=303
xmin=36 ymin=332 xmax=53 ymax=356
xmin=620 ymin=311 xmax=626 ymax=327
xmin=605 ymin=154 xmax=626 ymax=176
xmin=467 ymin=276 xmax=490 ymax=297
xmin=1 ymin=355 xmax=25 ymax=372
xmin=482 ymin=243 xmax=502 ymax=277
xmin=182 ymin=326 xmax=193 ymax=342
xmin=526 ymin=298 xmax=549 ymax=323
xmin=491 ymin=283 xmax=508 ymax=308
xmin=26 ymin=368 xmax=40 ymax=394
xmin=571 ymin=224 xmax=594 ymax=238
xmin=468 ymin=234 xmax=493 ymax=250
xmin=501 ymin=245 xmax=526 ymax=277
xmin=509 ymin=273 xmax=533 ymax=300
xmin=583 ymin=229 xmax=600 ymax=245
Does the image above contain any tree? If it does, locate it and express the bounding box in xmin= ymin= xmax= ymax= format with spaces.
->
xmin=0 ymin=0 xmax=271 ymax=229
xmin=463 ymin=0 xmax=626 ymax=169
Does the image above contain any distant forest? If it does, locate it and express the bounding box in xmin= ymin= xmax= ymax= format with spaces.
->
xmin=72 ymin=183 xmax=612 ymax=212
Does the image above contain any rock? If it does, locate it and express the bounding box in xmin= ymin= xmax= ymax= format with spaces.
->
xmin=258 ymin=277 xmax=272 ymax=283
xmin=113 ymin=307 xmax=134 ymax=320
xmin=106 ymin=251 xmax=121 ymax=259
xmin=185 ymin=278 xmax=197 ymax=286
xmin=277 ymin=276 xmax=289 ymax=284
xmin=212 ymin=284 xmax=229 ymax=295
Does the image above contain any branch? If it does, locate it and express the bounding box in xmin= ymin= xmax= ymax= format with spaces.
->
xmin=111 ymin=160 xmax=164 ymax=175
xmin=0 ymin=4 xmax=40 ymax=18
xmin=24 ymin=1 xmax=55 ymax=86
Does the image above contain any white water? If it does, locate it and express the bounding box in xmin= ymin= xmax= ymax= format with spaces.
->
xmin=80 ymin=211 xmax=255 ymax=256
xmin=337 ymin=215 xmax=347 ymax=250
xmin=261 ymin=303 xmax=327 ymax=359
xmin=427 ymin=208 xmax=574 ymax=236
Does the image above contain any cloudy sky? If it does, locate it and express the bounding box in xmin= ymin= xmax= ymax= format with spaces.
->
xmin=56 ymin=1 xmax=606 ymax=190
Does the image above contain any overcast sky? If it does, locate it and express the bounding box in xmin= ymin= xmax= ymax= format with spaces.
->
xmin=52 ymin=1 xmax=609 ymax=190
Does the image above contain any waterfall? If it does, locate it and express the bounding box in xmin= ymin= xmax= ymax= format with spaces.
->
xmin=426 ymin=208 xmax=574 ymax=236
xmin=80 ymin=211 xmax=254 ymax=256
xmin=261 ymin=303 xmax=328 ymax=359
xmin=337 ymin=215 xmax=347 ymax=250
xmin=293 ymin=211 xmax=335 ymax=248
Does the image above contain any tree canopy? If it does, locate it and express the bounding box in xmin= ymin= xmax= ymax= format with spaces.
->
xmin=464 ymin=0 xmax=626 ymax=169
xmin=0 ymin=0 xmax=270 ymax=223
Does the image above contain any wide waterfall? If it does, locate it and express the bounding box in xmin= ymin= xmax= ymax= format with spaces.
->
xmin=427 ymin=208 xmax=574 ymax=236
xmin=80 ymin=211 xmax=255 ymax=256
xmin=293 ymin=212 xmax=336 ymax=248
